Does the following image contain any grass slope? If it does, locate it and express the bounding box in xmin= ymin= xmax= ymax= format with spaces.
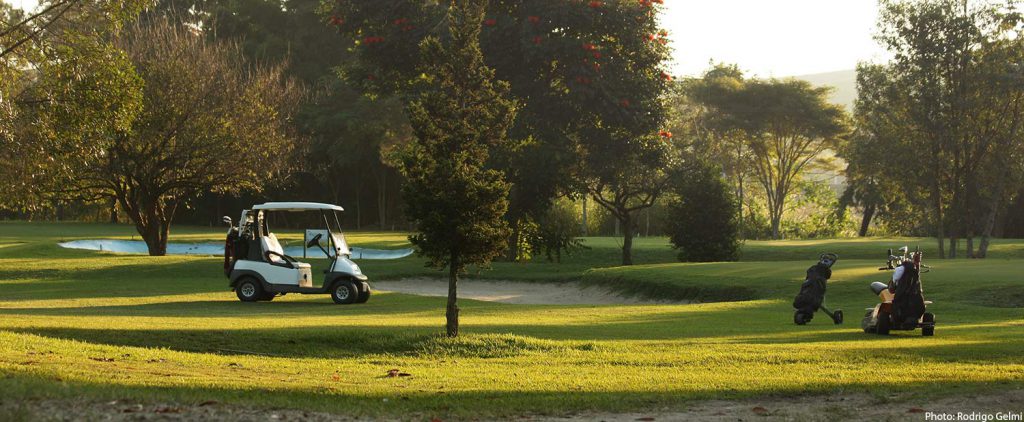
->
xmin=0 ymin=222 xmax=1022 ymax=419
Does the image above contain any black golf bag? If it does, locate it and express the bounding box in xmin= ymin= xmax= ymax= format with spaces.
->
xmin=793 ymin=253 xmax=842 ymax=325
xmin=891 ymin=261 xmax=926 ymax=329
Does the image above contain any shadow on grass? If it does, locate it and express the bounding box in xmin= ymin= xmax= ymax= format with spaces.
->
xmin=5 ymin=303 xmax=1023 ymax=362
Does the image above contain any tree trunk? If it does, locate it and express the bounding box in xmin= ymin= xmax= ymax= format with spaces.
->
xmin=376 ymin=170 xmax=387 ymax=228
xmin=966 ymin=236 xmax=975 ymax=259
xmin=446 ymin=254 xmax=460 ymax=338
xmin=978 ymin=197 xmax=1001 ymax=259
xmin=948 ymin=237 xmax=958 ymax=259
xmin=355 ymin=188 xmax=362 ymax=230
xmin=737 ymin=174 xmax=745 ymax=240
xmin=109 ymin=197 xmax=119 ymax=224
xmin=858 ymin=204 xmax=876 ymax=237
xmin=506 ymin=222 xmax=520 ymax=261
xmin=139 ymin=217 xmax=169 ymax=256
xmin=645 ymin=208 xmax=650 ymax=237
xmin=581 ymin=196 xmax=588 ymax=236
xmin=934 ymin=187 xmax=946 ymax=259
xmin=769 ymin=201 xmax=783 ymax=240
xmin=620 ymin=214 xmax=633 ymax=266
xmin=978 ymin=206 xmax=995 ymax=257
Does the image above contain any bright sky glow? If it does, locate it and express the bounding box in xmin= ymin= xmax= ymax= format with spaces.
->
xmin=8 ymin=0 xmax=888 ymax=78
xmin=661 ymin=0 xmax=888 ymax=77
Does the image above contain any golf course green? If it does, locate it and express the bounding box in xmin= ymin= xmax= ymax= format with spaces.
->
xmin=1 ymin=222 xmax=1023 ymax=419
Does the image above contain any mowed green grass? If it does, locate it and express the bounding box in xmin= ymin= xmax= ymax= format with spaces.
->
xmin=0 ymin=221 xmax=1023 ymax=419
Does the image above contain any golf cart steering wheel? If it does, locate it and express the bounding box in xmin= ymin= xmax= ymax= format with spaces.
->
xmin=306 ymin=233 xmax=323 ymax=248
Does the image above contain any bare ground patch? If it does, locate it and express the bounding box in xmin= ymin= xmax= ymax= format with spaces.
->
xmin=3 ymin=390 xmax=1023 ymax=421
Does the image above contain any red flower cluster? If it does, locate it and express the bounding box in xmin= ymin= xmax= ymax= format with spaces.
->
xmin=660 ymin=71 xmax=673 ymax=81
xmin=620 ymin=99 xmax=631 ymax=108
xmin=659 ymin=130 xmax=673 ymax=138
xmin=582 ymin=43 xmax=597 ymax=51
xmin=363 ymin=36 xmax=384 ymax=45
xmin=367 ymin=74 xmax=377 ymax=81
xmin=484 ymin=18 xmax=497 ymax=26
xmin=528 ymin=15 xmax=541 ymax=24
xmin=393 ymin=18 xmax=410 ymax=26
xmin=593 ymin=52 xmax=602 ymax=59
xmin=576 ymin=76 xmax=592 ymax=84
xmin=531 ymin=35 xmax=543 ymax=45
xmin=638 ymin=0 xmax=663 ymax=6
xmin=328 ymin=15 xmax=343 ymax=26
xmin=588 ymin=1 xmax=603 ymax=9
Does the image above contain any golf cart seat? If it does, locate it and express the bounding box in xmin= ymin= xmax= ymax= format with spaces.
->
xmin=261 ymin=233 xmax=310 ymax=269
xmin=870 ymin=281 xmax=889 ymax=295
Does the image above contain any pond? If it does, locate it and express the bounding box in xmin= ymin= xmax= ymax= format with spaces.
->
xmin=58 ymin=239 xmax=414 ymax=260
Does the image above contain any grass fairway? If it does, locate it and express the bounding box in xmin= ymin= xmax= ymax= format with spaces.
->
xmin=1 ymin=222 xmax=1023 ymax=419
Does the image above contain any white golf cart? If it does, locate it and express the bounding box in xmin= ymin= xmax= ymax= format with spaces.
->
xmin=222 ymin=202 xmax=370 ymax=304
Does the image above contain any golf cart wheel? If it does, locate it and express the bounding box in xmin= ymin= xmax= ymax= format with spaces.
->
xmin=794 ymin=311 xmax=807 ymax=325
xmin=921 ymin=313 xmax=935 ymax=337
xmin=832 ymin=310 xmax=844 ymax=325
xmin=355 ymin=282 xmax=371 ymax=303
xmin=876 ymin=310 xmax=891 ymax=335
xmin=235 ymin=277 xmax=263 ymax=302
xmin=331 ymin=280 xmax=359 ymax=305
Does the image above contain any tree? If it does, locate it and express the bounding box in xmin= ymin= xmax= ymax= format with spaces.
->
xmin=865 ymin=0 xmax=1024 ymax=257
xmin=152 ymin=0 xmax=412 ymax=230
xmin=398 ymin=0 xmax=517 ymax=337
xmin=677 ymin=64 xmax=753 ymax=238
xmin=840 ymin=63 xmax=908 ymax=237
xmin=18 ymin=17 xmax=301 ymax=255
xmin=665 ymin=160 xmax=740 ymax=262
xmin=1 ymin=0 xmax=148 ymax=213
xmin=734 ymin=80 xmax=848 ymax=239
xmin=569 ymin=0 xmax=674 ymax=265
xmin=328 ymin=0 xmax=672 ymax=263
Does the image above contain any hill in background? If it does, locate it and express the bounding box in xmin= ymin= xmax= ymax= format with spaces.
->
xmin=790 ymin=69 xmax=857 ymax=110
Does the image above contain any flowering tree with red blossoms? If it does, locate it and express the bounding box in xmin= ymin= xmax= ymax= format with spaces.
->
xmin=328 ymin=0 xmax=674 ymax=265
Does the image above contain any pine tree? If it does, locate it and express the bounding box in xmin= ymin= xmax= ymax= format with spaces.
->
xmin=398 ymin=0 xmax=518 ymax=337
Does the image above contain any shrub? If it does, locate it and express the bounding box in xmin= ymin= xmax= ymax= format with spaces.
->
xmin=665 ymin=161 xmax=740 ymax=262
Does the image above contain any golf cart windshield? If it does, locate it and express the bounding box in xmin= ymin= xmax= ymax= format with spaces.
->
xmin=251 ymin=202 xmax=351 ymax=258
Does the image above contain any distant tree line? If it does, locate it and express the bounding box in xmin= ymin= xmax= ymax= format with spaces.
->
xmin=842 ymin=0 xmax=1024 ymax=258
xmin=3 ymin=0 xmax=1023 ymax=263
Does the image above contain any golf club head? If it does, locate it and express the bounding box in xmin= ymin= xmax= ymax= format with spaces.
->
xmin=222 ymin=216 xmax=232 ymax=226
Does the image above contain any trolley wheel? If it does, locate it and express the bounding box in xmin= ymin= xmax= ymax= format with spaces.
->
xmin=921 ymin=312 xmax=935 ymax=337
xmin=832 ymin=309 xmax=843 ymax=325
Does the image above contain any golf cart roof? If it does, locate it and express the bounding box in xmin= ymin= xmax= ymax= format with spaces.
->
xmin=252 ymin=202 xmax=344 ymax=212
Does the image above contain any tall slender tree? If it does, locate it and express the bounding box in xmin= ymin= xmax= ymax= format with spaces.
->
xmin=398 ymin=0 xmax=517 ymax=337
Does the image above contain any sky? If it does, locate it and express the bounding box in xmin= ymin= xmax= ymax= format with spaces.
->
xmin=8 ymin=0 xmax=889 ymax=78
xmin=661 ymin=0 xmax=889 ymax=77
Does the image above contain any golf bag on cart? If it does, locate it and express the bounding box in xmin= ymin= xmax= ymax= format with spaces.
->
xmin=891 ymin=260 xmax=927 ymax=329
xmin=793 ymin=253 xmax=843 ymax=325
xmin=862 ymin=247 xmax=935 ymax=336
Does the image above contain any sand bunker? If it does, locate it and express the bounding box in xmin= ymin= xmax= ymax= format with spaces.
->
xmin=58 ymin=239 xmax=413 ymax=260
xmin=372 ymin=278 xmax=670 ymax=305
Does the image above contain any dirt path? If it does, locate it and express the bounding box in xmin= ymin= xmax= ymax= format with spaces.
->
xmin=4 ymin=390 xmax=1022 ymax=421
xmin=371 ymin=278 xmax=671 ymax=305
xmin=546 ymin=390 xmax=1024 ymax=421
